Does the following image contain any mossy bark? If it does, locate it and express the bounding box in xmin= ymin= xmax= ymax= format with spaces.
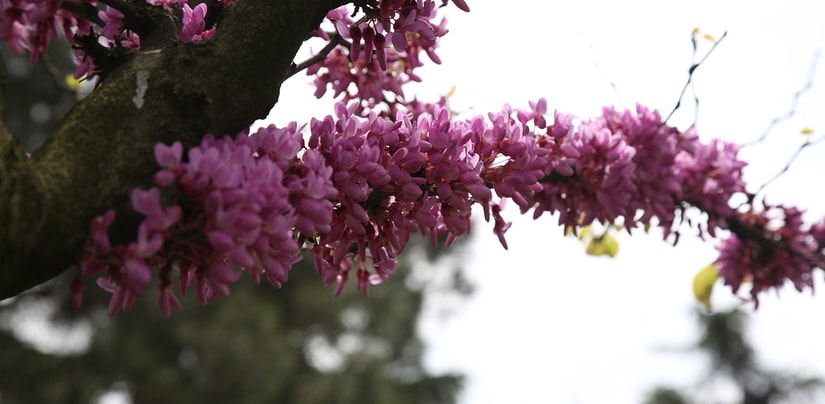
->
xmin=0 ymin=0 xmax=348 ymax=299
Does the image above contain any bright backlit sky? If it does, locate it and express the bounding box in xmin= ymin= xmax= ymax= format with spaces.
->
xmin=268 ymin=1 xmax=825 ymax=403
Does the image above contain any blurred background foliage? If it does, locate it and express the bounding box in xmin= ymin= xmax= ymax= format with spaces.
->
xmin=1 ymin=41 xmax=80 ymax=152
xmin=0 ymin=39 xmax=471 ymax=404
xmin=0 ymin=239 xmax=472 ymax=404
xmin=644 ymin=308 xmax=824 ymax=404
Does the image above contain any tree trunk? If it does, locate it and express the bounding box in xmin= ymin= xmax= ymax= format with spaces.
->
xmin=0 ymin=0 xmax=347 ymax=299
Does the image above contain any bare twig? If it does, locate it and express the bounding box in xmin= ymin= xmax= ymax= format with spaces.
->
xmin=664 ymin=31 xmax=728 ymax=123
xmin=287 ymin=13 xmax=369 ymax=79
xmin=286 ymin=32 xmax=349 ymax=79
xmin=687 ymin=32 xmax=701 ymax=125
xmin=739 ymin=51 xmax=820 ymax=148
xmin=752 ymin=134 xmax=825 ymax=198
xmin=39 ymin=53 xmax=76 ymax=93
xmin=581 ymin=33 xmax=624 ymax=108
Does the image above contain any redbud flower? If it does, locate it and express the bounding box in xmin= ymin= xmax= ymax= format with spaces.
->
xmin=716 ymin=203 xmax=817 ymax=306
xmin=180 ymin=3 xmax=215 ymax=42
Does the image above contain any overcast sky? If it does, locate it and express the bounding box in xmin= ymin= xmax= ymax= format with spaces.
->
xmin=268 ymin=1 xmax=825 ymax=403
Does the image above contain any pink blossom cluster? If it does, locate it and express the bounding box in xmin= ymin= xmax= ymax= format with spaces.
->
xmin=0 ymin=0 xmax=92 ymax=64
xmin=81 ymin=189 xmax=182 ymax=317
xmin=84 ymin=123 xmax=340 ymax=316
xmin=0 ymin=0 xmax=222 ymax=80
xmin=80 ymin=98 xmax=780 ymax=315
xmin=10 ymin=0 xmax=822 ymax=311
xmin=97 ymin=5 xmax=140 ymax=47
xmin=716 ymin=203 xmax=825 ymax=306
xmin=307 ymin=102 xmax=492 ymax=295
xmin=470 ymin=103 xmax=747 ymax=243
xmin=309 ymin=1 xmax=457 ymax=115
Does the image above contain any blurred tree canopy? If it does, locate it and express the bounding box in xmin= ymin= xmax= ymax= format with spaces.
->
xmin=0 ymin=43 xmax=77 ymax=152
xmin=0 ymin=240 xmax=470 ymax=404
xmin=644 ymin=309 xmax=824 ymax=404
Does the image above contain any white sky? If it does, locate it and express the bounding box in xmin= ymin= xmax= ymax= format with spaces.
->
xmin=272 ymin=1 xmax=825 ymax=403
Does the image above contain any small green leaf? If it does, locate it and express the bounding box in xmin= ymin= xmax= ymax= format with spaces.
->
xmin=585 ymin=233 xmax=619 ymax=258
xmin=602 ymin=233 xmax=619 ymax=257
xmin=585 ymin=238 xmax=604 ymax=256
xmin=578 ymin=225 xmax=592 ymax=240
xmin=693 ymin=264 xmax=719 ymax=310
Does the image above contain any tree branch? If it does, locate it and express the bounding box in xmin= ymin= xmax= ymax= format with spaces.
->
xmin=739 ymin=51 xmax=820 ymax=149
xmin=0 ymin=0 xmax=350 ymax=300
xmin=664 ymin=31 xmax=727 ymax=123
xmin=286 ymin=31 xmax=349 ymax=79
xmin=60 ymin=1 xmax=105 ymax=27
xmin=752 ymin=134 xmax=825 ymax=198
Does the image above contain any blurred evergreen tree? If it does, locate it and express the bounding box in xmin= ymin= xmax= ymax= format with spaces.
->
xmin=644 ymin=309 xmax=823 ymax=404
xmin=0 ymin=240 xmax=470 ymax=404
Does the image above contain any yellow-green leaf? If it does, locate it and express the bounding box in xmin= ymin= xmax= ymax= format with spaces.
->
xmin=585 ymin=238 xmax=604 ymax=256
xmin=693 ymin=264 xmax=719 ymax=310
xmin=585 ymin=233 xmax=619 ymax=258
xmin=447 ymin=85 xmax=457 ymax=98
xmin=801 ymin=127 xmax=815 ymax=135
xmin=602 ymin=233 xmax=619 ymax=257
xmin=577 ymin=225 xmax=592 ymax=240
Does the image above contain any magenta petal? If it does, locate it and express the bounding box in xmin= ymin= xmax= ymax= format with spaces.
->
xmin=451 ymin=0 xmax=470 ymax=12
xmin=208 ymin=230 xmax=235 ymax=251
xmin=122 ymin=259 xmax=152 ymax=292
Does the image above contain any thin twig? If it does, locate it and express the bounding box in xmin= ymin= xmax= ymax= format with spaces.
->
xmin=287 ymin=13 xmax=369 ymax=79
xmin=739 ymin=51 xmax=820 ymax=149
xmin=752 ymin=134 xmax=825 ymax=198
xmin=687 ymin=33 xmax=700 ymax=125
xmin=664 ymin=31 xmax=728 ymax=123
xmin=581 ymin=33 xmax=623 ymax=108
xmin=286 ymin=33 xmax=349 ymax=79
xmin=39 ymin=53 xmax=76 ymax=93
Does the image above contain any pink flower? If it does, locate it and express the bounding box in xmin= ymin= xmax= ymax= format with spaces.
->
xmin=195 ymin=261 xmax=239 ymax=305
xmin=309 ymin=1 xmax=451 ymax=116
xmin=146 ymin=0 xmax=188 ymax=6
xmin=445 ymin=0 xmax=471 ymax=12
xmin=98 ymin=6 xmax=125 ymax=39
xmin=180 ymin=3 xmax=215 ymax=42
xmin=158 ymin=283 xmax=182 ymax=318
xmin=97 ymin=277 xmax=139 ymax=317
xmin=676 ymin=138 xmax=747 ymax=236
xmin=716 ymin=204 xmax=818 ymax=306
